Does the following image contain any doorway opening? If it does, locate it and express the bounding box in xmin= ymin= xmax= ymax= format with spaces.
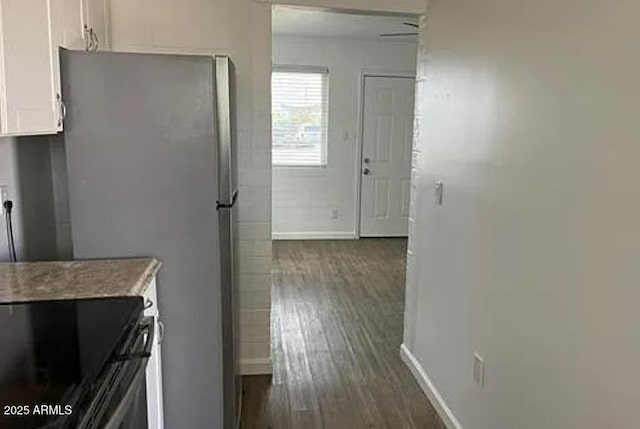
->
xmin=269 ymin=6 xmax=418 ymax=240
xmin=240 ymin=6 xmax=444 ymax=429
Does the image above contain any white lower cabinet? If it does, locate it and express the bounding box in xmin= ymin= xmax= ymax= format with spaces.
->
xmin=143 ymin=278 xmax=165 ymax=429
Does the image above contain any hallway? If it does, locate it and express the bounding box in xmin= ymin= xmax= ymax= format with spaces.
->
xmin=241 ymin=239 xmax=445 ymax=428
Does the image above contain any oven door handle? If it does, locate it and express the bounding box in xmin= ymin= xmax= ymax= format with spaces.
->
xmin=113 ymin=316 xmax=155 ymax=361
xmin=103 ymin=316 xmax=155 ymax=429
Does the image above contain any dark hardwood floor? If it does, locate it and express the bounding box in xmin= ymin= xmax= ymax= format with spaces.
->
xmin=241 ymin=239 xmax=445 ymax=429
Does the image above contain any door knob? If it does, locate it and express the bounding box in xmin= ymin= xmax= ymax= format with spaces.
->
xmin=363 ymin=168 xmax=371 ymax=175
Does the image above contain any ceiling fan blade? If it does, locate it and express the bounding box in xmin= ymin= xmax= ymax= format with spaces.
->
xmin=380 ymin=32 xmax=418 ymax=37
xmin=403 ymin=22 xmax=419 ymax=28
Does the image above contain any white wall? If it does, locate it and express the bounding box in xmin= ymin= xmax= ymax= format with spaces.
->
xmin=403 ymin=1 xmax=640 ymax=429
xmin=0 ymin=136 xmax=61 ymax=263
xmin=0 ymin=137 xmax=22 ymax=261
xmin=272 ymin=36 xmax=416 ymax=238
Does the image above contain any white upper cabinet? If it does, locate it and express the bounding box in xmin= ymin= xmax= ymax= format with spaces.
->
xmin=0 ymin=0 xmax=60 ymax=135
xmin=51 ymin=0 xmax=85 ymax=50
xmin=50 ymin=0 xmax=85 ymax=133
xmin=82 ymin=0 xmax=110 ymax=51
xmin=0 ymin=0 xmax=110 ymax=136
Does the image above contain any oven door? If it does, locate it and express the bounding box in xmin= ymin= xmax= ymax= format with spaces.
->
xmin=78 ymin=316 xmax=154 ymax=429
xmin=102 ymin=366 xmax=148 ymax=429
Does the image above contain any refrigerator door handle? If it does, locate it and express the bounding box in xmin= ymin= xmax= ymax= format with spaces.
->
xmin=216 ymin=189 xmax=238 ymax=210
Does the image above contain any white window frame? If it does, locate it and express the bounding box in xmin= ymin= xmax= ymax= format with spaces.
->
xmin=271 ymin=65 xmax=329 ymax=167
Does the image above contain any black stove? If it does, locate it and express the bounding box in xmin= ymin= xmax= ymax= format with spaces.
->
xmin=0 ymin=297 xmax=144 ymax=429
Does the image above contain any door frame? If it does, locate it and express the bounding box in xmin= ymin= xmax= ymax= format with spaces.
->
xmin=355 ymin=71 xmax=416 ymax=238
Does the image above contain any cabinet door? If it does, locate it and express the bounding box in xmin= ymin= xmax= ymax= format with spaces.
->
xmin=82 ymin=0 xmax=110 ymax=51
xmin=51 ymin=0 xmax=84 ymax=50
xmin=0 ymin=0 xmax=59 ymax=135
xmin=49 ymin=0 xmax=84 ymax=132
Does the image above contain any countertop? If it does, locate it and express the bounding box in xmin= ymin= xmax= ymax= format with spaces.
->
xmin=0 ymin=258 xmax=162 ymax=303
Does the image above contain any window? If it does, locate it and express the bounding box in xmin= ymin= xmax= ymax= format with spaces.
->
xmin=272 ymin=67 xmax=328 ymax=166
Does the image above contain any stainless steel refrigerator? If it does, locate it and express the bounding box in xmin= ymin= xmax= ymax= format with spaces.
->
xmin=60 ymin=50 xmax=239 ymax=429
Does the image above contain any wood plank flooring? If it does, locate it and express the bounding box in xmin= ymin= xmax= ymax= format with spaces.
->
xmin=241 ymin=239 xmax=445 ymax=429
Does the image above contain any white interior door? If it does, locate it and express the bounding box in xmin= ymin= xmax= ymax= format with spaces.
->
xmin=359 ymin=76 xmax=415 ymax=237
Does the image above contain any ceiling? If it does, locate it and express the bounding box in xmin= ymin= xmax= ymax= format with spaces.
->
xmin=272 ymin=7 xmax=419 ymax=40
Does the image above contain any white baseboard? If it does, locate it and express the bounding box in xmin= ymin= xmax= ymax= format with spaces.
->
xmin=239 ymin=357 xmax=273 ymax=375
xmin=272 ymin=231 xmax=357 ymax=240
xmin=400 ymin=344 xmax=463 ymax=429
xmin=360 ymin=233 xmax=409 ymax=238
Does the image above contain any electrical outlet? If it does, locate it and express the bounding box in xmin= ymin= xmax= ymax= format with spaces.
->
xmin=331 ymin=209 xmax=339 ymax=219
xmin=473 ymin=352 xmax=485 ymax=386
xmin=0 ymin=186 xmax=8 ymax=216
